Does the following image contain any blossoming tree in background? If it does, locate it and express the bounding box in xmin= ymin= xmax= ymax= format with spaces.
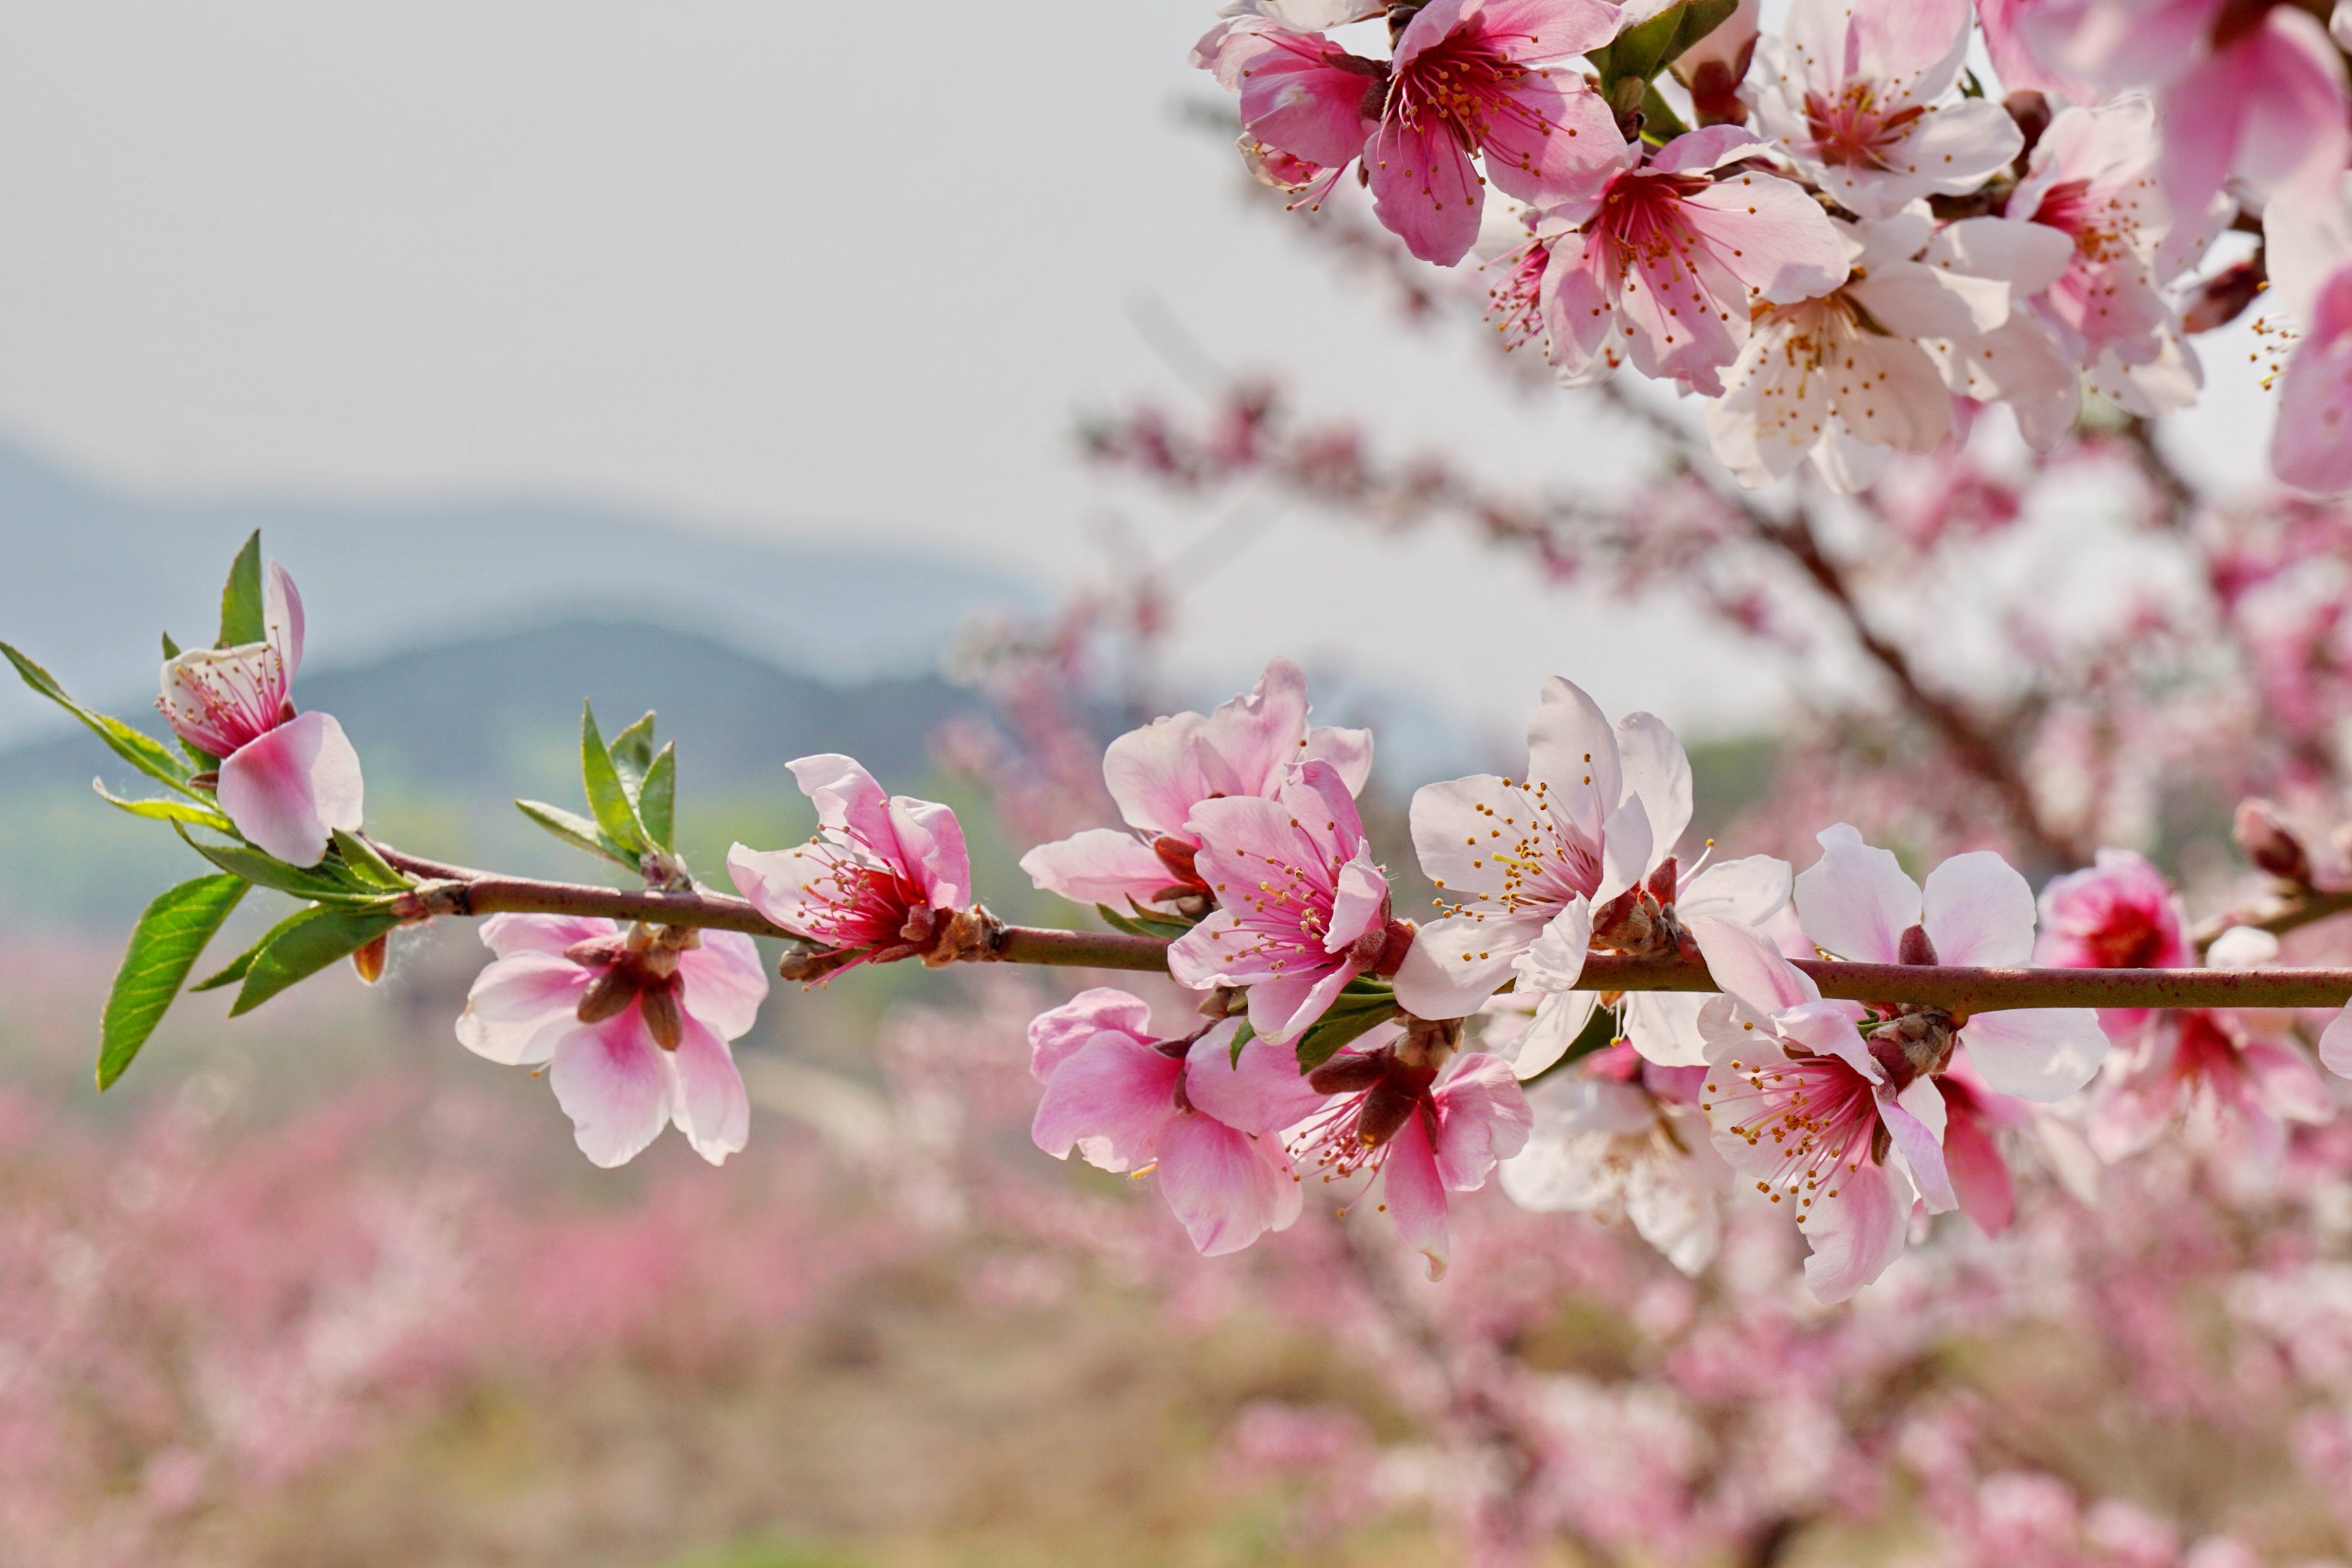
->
xmin=18 ymin=0 xmax=2352 ymax=1560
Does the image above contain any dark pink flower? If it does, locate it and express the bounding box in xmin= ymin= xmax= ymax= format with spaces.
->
xmin=2035 ymin=848 xmax=2195 ymax=1038
xmin=1369 ymin=0 xmax=1625 ymax=266
xmin=157 ymin=560 xmax=364 ymax=867
xmin=1192 ymin=16 xmax=1388 ymax=206
xmin=2093 ymin=1008 xmax=2332 ymax=1177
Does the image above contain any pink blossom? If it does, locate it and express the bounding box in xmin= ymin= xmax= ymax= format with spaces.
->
xmin=2274 ymin=260 xmax=2352 ymax=496
xmin=2035 ymin=848 xmax=2195 ymax=1039
xmin=1704 ymin=211 xmax=2073 ymax=491
xmin=1367 ymin=0 xmax=1626 ymax=266
xmin=1695 ymin=942 xmax=1954 ymax=1302
xmin=454 ymin=913 xmax=769 ymax=1168
xmin=1746 ymin=0 xmax=2024 ymax=219
xmin=727 ymin=754 xmax=970 ymax=972
xmin=1268 ymin=1028 xmax=1533 ymax=1278
xmin=1021 ymin=658 xmax=1370 ymax=915
xmin=2006 ymin=99 xmax=2206 ymax=420
xmin=1027 ymin=988 xmax=1322 ymax=1256
xmin=156 ymin=560 xmax=363 ymax=867
xmin=2152 ymin=5 xmax=2348 ymax=226
xmin=1166 ymin=759 xmax=1403 ymax=1046
xmin=1935 ymin=1064 xmax=2030 ymax=1236
xmin=1191 ymin=16 xmax=1387 ymax=206
xmin=1534 ymin=126 xmax=1851 ymax=394
xmin=1795 ymin=825 xmax=2111 ymax=1101
xmin=2093 ymin=1008 xmax=2333 ymax=1176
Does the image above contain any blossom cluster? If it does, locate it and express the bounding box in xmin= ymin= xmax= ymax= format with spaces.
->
xmin=1193 ymin=0 xmax=2352 ymax=495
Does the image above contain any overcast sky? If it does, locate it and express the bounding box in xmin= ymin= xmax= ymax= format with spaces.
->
xmin=0 ymin=1 xmax=2283 ymax=746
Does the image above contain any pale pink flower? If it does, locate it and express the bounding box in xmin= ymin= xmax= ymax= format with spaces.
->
xmin=1534 ymin=126 xmax=1851 ymax=395
xmin=454 ymin=913 xmax=768 ymax=1168
xmin=1746 ymin=0 xmax=2024 ymax=219
xmin=2273 ymin=260 xmax=2352 ymax=496
xmin=1704 ymin=211 xmax=2074 ymax=491
xmin=2093 ymin=1008 xmax=2333 ymax=1177
xmin=2006 ymin=98 xmax=2207 ymax=420
xmin=156 ymin=561 xmax=363 ymax=867
xmin=2321 ymin=1005 xmax=2352 ymax=1080
xmin=1192 ymin=15 xmax=1387 ymax=207
xmin=1021 ymin=657 xmax=1371 ymax=914
xmin=1499 ymin=1043 xmax=1726 ymax=1272
xmin=1263 ymin=1027 xmax=1532 ymax=1279
xmin=1795 ymin=825 xmax=2112 ymax=1101
xmin=1695 ymin=943 xmax=1954 ymax=1302
xmin=727 ymin=755 xmax=970 ymax=971
xmin=1368 ymin=0 xmax=1626 ymax=266
xmin=1166 ymin=759 xmax=1404 ymax=1046
xmin=1027 ymin=988 xmax=1322 ymax=1256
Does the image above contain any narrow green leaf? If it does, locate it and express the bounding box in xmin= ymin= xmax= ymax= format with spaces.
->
xmin=609 ymin=711 xmax=658 ymax=797
xmin=2 ymin=642 xmax=196 ymax=794
xmin=331 ymin=829 xmax=410 ymax=890
xmin=1228 ymin=1018 xmax=1257 ymax=1067
xmin=1599 ymin=1 xmax=1684 ymax=87
xmin=178 ymin=828 xmax=375 ymax=901
xmin=580 ymin=703 xmax=648 ymax=855
xmin=161 ymin=631 xmax=181 ymax=660
xmin=638 ymin=742 xmax=676 ymax=849
xmin=190 ymin=939 xmax=261 ymax=993
xmin=217 ymin=531 xmax=266 ymax=648
xmin=230 ymin=903 xmax=401 ymax=1017
xmin=99 ymin=874 xmax=248 ymax=1089
xmin=93 ymin=779 xmax=235 ymax=832
xmin=1292 ymin=1001 xmax=1400 ymax=1073
xmin=1639 ymin=82 xmax=1690 ymax=141
xmin=516 ymin=798 xmax=638 ymax=865
xmin=1096 ymin=903 xmax=1152 ymax=938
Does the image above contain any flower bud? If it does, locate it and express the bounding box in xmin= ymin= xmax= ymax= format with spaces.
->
xmin=1897 ymin=923 xmax=1939 ymax=967
xmin=575 ymin=966 xmax=640 ymax=1024
xmin=351 ymin=933 xmax=389 ymax=985
xmin=2234 ymin=798 xmax=2314 ymax=886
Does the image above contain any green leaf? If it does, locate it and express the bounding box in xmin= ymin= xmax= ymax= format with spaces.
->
xmin=1228 ymin=1018 xmax=1257 ymax=1067
xmin=161 ymin=631 xmax=181 ymax=660
xmin=1594 ymin=0 xmax=1738 ymax=93
xmin=331 ymin=829 xmax=410 ymax=890
xmin=1638 ymin=82 xmax=1690 ymax=141
xmin=190 ymin=938 xmax=261 ymax=993
xmin=217 ymin=531 xmax=266 ymax=648
xmin=609 ymin=711 xmax=658 ymax=794
xmin=639 ymin=742 xmax=677 ymax=849
xmin=99 ymin=874 xmax=248 ymax=1089
xmin=93 ymin=779 xmax=235 ymax=832
xmin=230 ymin=903 xmax=401 ymax=1016
xmin=580 ymin=703 xmax=648 ymax=856
xmin=1292 ymin=1001 xmax=1400 ymax=1073
xmin=178 ymin=828 xmax=377 ymax=902
xmin=2 ymin=642 xmax=197 ymax=795
xmin=1094 ymin=902 xmax=1195 ymax=940
xmin=516 ymin=798 xmax=638 ymax=866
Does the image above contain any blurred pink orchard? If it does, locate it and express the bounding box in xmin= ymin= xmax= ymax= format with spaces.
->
xmin=1267 ymin=1024 xmax=1532 ymax=1279
xmin=729 ymin=755 xmax=971 ymax=972
xmin=1021 ymin=657 xmax=1370 ymax=914
xmin=1167 ymin=758 xmax=1406 ymax=1045
xmin=1027 ymin=988 xmax=1323 ymax=1255
xmin=456 ymin=913 xmax=768 ymax=1168
xmin=1796 ymin=825 xmax=2112 ymax=1102
xmin=1532 ymin=126 xmax=1851 ymax=394
xmin=1746 ymin=0 xmax=2024 ymax=219
xmin=156 ymin=561 xmax=364 ymax=867
xmin=2094 ymin=1007 xmax=2333 ymax=1177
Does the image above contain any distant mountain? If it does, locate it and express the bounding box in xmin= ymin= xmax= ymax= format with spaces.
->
xmin=0 ymin=438 xmax=1035 ymax=743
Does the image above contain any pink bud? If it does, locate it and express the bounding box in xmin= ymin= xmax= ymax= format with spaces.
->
xmin=2234 ymin=799 xmax=2314 ymax=886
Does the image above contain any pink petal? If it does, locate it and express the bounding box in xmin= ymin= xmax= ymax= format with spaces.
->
xmin=216 ymin=710 xmax=364 ymax=867
xmin=1772 ymin=1000 xmax=1878 ymax=1078
xmin=1646 ymin=124 xmax=1769 ymax=176
xmin=456 ymin=952 xmax=590 ymax=1067
xmin=263 ymin=560 xmax=305 ymax=678
xmin=1201 ymin=24 xmax=1381 ymax=169
xmin=1431 ymin=1052 xmax=1534 ymax=1187
xmin=1155 ymin=1112 xmax=1300 ymax=1256
xmin=1326 ymin=847 xmax=1390 ymax=953
xmin=1958 ymin=1008 xmax=2109 ymax=1102
xmin=1030 ymin=1033 xmax=1180 ymax=1171
xmin=725 ymin=841 xmax=835 ymax=933
xmin=547 ymin=1018 xmax=674 ymax=1168
xmin=1680 ymin=172 xmax=1853 ymax=304
xmin=668 ymin=1014 xmax=750 ymax=1165
xmin=480 ymin=912 xmax=617 ymax=959
xmin=1881 ymin=1079 xmax=1955 ymax=1214
xmin=1300 ymin=723 xmax=1375 ymax=795
xmin=1613 ymin=712 xmax=1693 ymax=867
xmin=1677 ymin=855 xmax=1792 ymax=926
xmin=1476 ymin=70 xmax=1623 ymax=208
xmin=1021 ymin=828 xmax=1191 ymax=909
xmin=1942 ymin=1103 xmax=2017 ymax=1236
xmin=1793 ymin=824 xmax=1918 ymax=965
xmin=1103 ymin=711 xmax=1213 ymax=838
xmin=1185 ymin=1024 xmax=1327 ymax=1137
xmin=676 ymin=929 xmax=770 ymax=1041
xmin=1368 ymin=117 xmax=1485 ymax=266
xmin=786 ymin=753 xmax=892 ymax=842
xmin=1687 ymin=915 xmax=1815 ymax=1020
xmin=1242 ymin=962 xmax=1358 ymax=1047
xmin=1028 ymin=988 xmax=1156 ymax=1081
xmin=1525 ymin=676 xmax=1622 ymax=841
xmin=1380 ymin=1112 xmax=1453 ymax=1280
xmin=2243 ymin=1039 xmax=2335 ymax=1124
xmin=2273 ymin=263 xmax=2352 ymax=495
xmin=1801 ymin=1158 xmax=1911 ymax=1303
xmin=2321 ymin=1005 xmax=2352 ymax=1080
xmin=888 ymin=794 xmax=971 ymax=910
xmin=1391 ymin=911 xmax=1545 ymax=1020
xmin=1195 ymin=658 xmax=1315 ymax=799
xmin=1920 ymin=850 xmax=2037 ymax=966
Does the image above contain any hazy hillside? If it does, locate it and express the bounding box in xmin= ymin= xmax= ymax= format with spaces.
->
xmin=0 ymin=439 xmax=1034 ymax=743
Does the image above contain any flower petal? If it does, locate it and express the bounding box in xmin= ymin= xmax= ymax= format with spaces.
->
xmin=1380 ymin=1113 xmax=1453 ymax=1280
xmin=1921 ymin=850 xmax=2037 ymax=966
xmin=1431 ymin=1052 xmax=1534 ymax=1188
xmin=1793 ymin=824 xmax=1918 ymax=965
xmin=1800 ymin=1158 xmax=1913 ymax=1304
xmin=1031 ymin=1033 xmax=1180 ymax=1172
xmin=216 ymin=710 xmax=365 ymax=867
xmin=677 ymin=930 xmax=769 ymax=1041
xmin=1958 ymin=1008 xmax=2109 ymax=1102
xmin=1021 ymin=828 xmax=1189 ymax=909
xmin=547 ymin=1019 xmax=674 ymax=1168
xmin=1028 ymin=988 xmax=1157 ymax=1082
xmin=668 ymin=1014 xmax=750 ymax=1165
xmin=456 ymin=952 xmax=590 ymax=1067
xmin=1155 ymin=1112 xmax=1300 ymax=1256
